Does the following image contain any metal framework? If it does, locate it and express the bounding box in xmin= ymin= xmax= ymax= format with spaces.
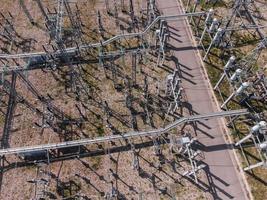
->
xmin=235 ymin=121 xmax=267 ymax=171
xmin=191 ymin=0 xmax=267 ymax=172
xmin=197 ymin=0 xmax=267 ymax=61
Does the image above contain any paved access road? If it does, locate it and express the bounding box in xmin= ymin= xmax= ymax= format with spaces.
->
xmin=157 ymin=0 xmax=248 ymax=199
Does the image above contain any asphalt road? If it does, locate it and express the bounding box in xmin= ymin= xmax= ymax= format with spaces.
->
xmin=157 ymin=0 xmax=248 ymax=199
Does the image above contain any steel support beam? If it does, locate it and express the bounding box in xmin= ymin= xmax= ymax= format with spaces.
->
xmin=0 ymin=109 xmax=249 ymax=155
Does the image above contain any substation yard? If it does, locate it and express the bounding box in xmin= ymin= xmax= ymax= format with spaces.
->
xmin=0 ymin=0 xmax=266 ymax=200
